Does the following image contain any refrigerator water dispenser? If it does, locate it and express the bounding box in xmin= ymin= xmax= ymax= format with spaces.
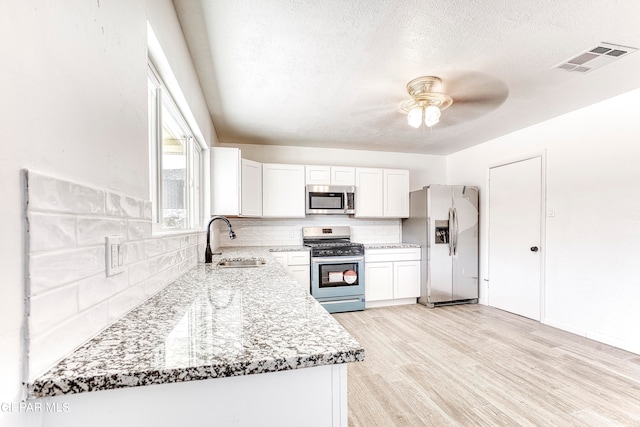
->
xmin=435 ymin=220 xmax=449 ymax=244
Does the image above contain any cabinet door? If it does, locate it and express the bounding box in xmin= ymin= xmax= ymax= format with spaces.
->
xmin=355 ymin=168 xmax=383 ymax=217
xmin=241 ymin=159 xmax=262 ymax=217
xmin=263 ymin=164 xmax=306 ymax=217
xmin=330 ymin=167 xmax=356 ymax=186
xmin=365 ymin=262 xmax=393 ymax=301
xmin=211 ymin=147 xmax=240 ymax=216
xmin=270 ymin=252 xmax=288 ymax=268
xmin=288 ymin=265 xmax=310 ymax=291
xmin=394 ymin=260 xmax=421 ymax=299
xmin=305 ymin=165 xmax=331 ymax=185
xmin=383 ymin=169 xmax=410 ymax=218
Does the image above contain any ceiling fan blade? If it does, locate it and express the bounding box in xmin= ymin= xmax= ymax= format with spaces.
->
xmin=443 ymin=71 xmax=509 ymax=105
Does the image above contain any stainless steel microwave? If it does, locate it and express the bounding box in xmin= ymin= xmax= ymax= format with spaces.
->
xmin=305 ymin=185 xmax=356 ymax=215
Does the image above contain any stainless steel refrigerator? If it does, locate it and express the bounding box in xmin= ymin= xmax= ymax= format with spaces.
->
xmin=402 ymin=185 xmax=479 ymax=307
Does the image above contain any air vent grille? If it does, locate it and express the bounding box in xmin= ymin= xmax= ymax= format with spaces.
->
xmin=554 ymin=42 xmax=637 ymax=73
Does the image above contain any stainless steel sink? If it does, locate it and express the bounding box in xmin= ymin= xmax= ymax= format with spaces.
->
xmin=217 ymin=258 xmax=266 ymax=268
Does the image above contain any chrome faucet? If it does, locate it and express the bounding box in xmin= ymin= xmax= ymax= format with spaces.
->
xmin=205 ymin=215 xmax=236 ymax=263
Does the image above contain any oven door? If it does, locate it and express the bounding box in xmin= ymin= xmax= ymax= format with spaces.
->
xmin=311 ymin=256 xmax=364 ymax=299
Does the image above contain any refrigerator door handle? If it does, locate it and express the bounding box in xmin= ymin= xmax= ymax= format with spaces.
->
xmin=448 ymin=208 xmax=453 ymax=256
xmin=453 ymin=207 xmax=459 ymax=256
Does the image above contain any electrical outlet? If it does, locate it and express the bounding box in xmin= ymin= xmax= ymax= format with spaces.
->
xmin=106 ymin=235 xmax=125 ymax=277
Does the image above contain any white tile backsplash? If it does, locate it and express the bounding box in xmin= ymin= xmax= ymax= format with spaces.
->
xmin=29 ymin=302 xmax=109 ymax=379
xmin=28 ymin=212 xmax=77 ymax=252
xmin=215 ymin=217 xmax=402 ymax=247
xmin=29 ymin=285 xmax=79 ymax=339
xmin=106 ymin=283 xmax=148 ymax=323
xmin=127 ymin=219 xmax=153 ymax=240
xmin=28 ymin=173 xmax=105 ymax=214
xmin=128 ymin=258 xmax=159 ymax=287
xmin=144 ymin=238 xmax=167 ymax=258
xmin=24 ymin=171 xmax=203 ymax=381
xmin=29 ymin=247 xmax=105 ymax=295
xmin=106 ymin=192 xmax=145 ymax=219
xmin=77 ymin=271 xmax=130 ymax=312
xmin=76 ymin=217 xmax=127 ymax=246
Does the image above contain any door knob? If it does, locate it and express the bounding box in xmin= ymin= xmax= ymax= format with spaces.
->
xmin=530 ymin=246 xmax=539 ymax=252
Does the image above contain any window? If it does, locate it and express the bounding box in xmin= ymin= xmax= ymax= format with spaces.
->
xmin=148 ymin=64 xmax=204 ymax=229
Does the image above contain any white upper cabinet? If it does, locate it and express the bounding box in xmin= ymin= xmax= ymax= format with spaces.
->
xmin=384 ymin=169 xmax=410 ymax=218
xmin=263 ymin=163 xmax=306 ymax=217
xmin=305 ymin=165 xmax=331 ymax=185
xmin=355 ymin=167 xmax=409 ymax=218
xmin=331 ymin=166 xmax=356 ymax=186
xmin=241 ymin=159 xmax=262 ymax=217
xmin=211 ymin=147 xmax=241 ymax=216
xmin=305 ymin=165 xmax=356 ymax=186
xmin=214 ymin=154 xmax=407 ymax=218
xmin=211 ymin=147 xmax=263 ymax=217
xmin=355 ymin=168 xmax=384 ymax=217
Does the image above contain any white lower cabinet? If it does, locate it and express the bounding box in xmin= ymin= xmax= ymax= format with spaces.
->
xmin=271 ymin=251 xmax=310 ymax=291
xmin=393 ymin=260 xmax=421 ymax=298
xmin=365 ymin=248 xmax=421 ymax=307
xmin=365 ymin=262 xmax=394 ymax=301
xmin=38 ymin=364 xmax=347 ymax=427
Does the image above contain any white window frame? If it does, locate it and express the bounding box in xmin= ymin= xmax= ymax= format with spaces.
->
xmin=148 ymin=62 xmax=204 ymax=230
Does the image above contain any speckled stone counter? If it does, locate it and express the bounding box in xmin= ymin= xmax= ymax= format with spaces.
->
xmin=268 ymin=245 xmax=309 ymax=252
xmin=28 ymin=247 xmax=364 ymax=398
xmin=364 ymin=243 xmax=421 ymax=249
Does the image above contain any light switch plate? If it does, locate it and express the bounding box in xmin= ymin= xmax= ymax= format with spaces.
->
xmin=106 ymin=235 xmax=125 ymax=277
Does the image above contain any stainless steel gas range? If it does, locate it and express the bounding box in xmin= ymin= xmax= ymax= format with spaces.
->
xmin=303 ymin=226 xmax=365 ymax=313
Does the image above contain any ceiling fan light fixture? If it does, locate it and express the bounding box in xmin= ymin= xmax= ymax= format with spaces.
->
xmin=398 ymin=76 xmax=452 ymax=129
xmin=407 ymin=107 xmax=423 ymax=128
xmin=424 ymin=105 xmax=441 ymax=127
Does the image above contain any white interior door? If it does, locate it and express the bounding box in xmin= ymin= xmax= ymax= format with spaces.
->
xmin=488 ymin=157 xmax=542 ymax=321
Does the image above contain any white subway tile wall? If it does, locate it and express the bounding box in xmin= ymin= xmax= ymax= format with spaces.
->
xmin=214 ymin=217 xmax=402 ymax=247
xmin=24 ymin=171 xmax=204 ymax=380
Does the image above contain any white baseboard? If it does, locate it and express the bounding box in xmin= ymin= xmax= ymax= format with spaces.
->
xmin=365 ymin=298 xmax=417 ymax=309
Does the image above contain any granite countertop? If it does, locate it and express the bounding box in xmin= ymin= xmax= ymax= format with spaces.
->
xmin=268 ymin=245 xmax=309 ymax=252
xmin=28 ymin=247 xmax=364 ymax=398
xmin=364 ymin=243 xmax=421 ymax=249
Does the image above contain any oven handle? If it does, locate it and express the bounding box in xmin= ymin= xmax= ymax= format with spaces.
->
xmin=311 ymin=256 xmax=364 ymax=264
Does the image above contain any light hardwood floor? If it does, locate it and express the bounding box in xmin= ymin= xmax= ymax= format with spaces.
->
xmin=333 ymin=304 xmax=640 ymax=427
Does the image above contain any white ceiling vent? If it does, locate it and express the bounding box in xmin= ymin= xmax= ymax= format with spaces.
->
xmin=554 ymin=42 xmax=637 ymax=73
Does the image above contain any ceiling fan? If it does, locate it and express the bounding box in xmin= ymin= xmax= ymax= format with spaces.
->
xmin=398 ymin=76 xmax=453 ymax=128
xmin=342 ymin=71 xmax=509 ymax=141
xmin=345 ymin=72 xmax=510 ymax=132
xmin=393 ymin=72 xmax=509 ymax=129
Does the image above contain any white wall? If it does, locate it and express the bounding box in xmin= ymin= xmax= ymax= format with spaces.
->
xmin=0 ymin=1 xmax=213 ymax=425
xmin=447 ymin=88 xmax=640 ymax=354
xmin=220 ymin=143 xmax=447 ymax=191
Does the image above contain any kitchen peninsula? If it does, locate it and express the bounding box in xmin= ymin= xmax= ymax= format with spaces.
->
xmin=28 ymin=247 xmax=364 ymax=427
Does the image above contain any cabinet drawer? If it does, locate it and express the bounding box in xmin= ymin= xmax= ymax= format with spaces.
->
xmin=365 ymin=248 xmax=421 ymax=263
xmin=270 ymin=252 xmax=288 ymax=268
xmin=287 ymin=251 xmax=310 ymax=266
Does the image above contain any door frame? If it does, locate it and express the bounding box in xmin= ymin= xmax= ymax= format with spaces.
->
xmin=486 ymin=151 xmax=547 ymax=322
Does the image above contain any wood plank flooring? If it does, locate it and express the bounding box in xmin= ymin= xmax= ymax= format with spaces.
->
xmin=333 ymin=304 xmax=640 ymax=427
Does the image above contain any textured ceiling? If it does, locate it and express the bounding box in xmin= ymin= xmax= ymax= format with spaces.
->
xmin=173 ymin=0 xmax=640 ymax=155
